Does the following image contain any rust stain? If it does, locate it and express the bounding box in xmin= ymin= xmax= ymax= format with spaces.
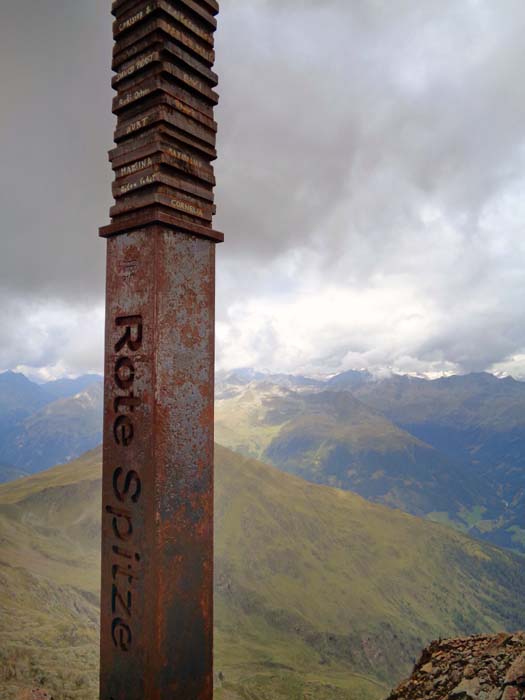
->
xmin=98 ymin=1 xmax=221 ymax=699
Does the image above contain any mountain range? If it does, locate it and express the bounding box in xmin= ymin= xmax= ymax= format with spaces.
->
xmin=215 ymin=369 xmax=525 ymax=553
xmin=352 ymin=372 xmax=525 ymax=548
xmin=2 ymin=368 xmax=525 ymax=553
xmin=0 ymin=371 xmax=103 ymax=477
xmin=1 ymin=446 xmax=525 ymax=700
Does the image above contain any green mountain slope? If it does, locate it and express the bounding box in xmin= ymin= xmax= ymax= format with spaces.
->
xmin=2 ymin=369 xmax=524 ymax=551
xmin=353 ymin=373 xmax=525 ymax=431
xmin=353 ymin=373 xmax=525 ymax=549
xmin=215 ymin=386 xmax=493 ymax=519
xmin=1 ymin=446 xmax=525 ymax=700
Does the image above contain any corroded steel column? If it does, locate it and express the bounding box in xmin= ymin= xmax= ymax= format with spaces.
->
xmin=98 ymin=2 xmax=222 ymax=699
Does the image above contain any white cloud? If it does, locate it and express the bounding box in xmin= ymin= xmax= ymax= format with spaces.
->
xmin=2 ymin=0 xmax=525 ymax=379
xmin=1 ymin=300 xmax=104 ymax=379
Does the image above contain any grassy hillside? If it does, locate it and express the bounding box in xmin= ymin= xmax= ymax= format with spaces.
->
xmin=353 ymin=373 xmax=525 ymax=549
xmin=1 ymin=446 xmax=525 ymax=700
xmin=0 ymin=449 xmax=101 ymax=700
xmin=215 ymin=386 xmax=492 ymax=519
xmin=1 ymin=368 xmax=524 ymax=551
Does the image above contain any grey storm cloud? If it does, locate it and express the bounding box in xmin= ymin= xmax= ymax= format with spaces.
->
xmin=1 ymin=0 xmax=525 ymax=376
xmin=215 ymin=0 xmax=525 ymax=264
xmin=0 ymin=0 xmax=113 ymax=300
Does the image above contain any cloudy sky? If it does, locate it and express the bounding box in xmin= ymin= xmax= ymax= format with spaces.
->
xmin=1 ymin=0 xmax=525 ymax=380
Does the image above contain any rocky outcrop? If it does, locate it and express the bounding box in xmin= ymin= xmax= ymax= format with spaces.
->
xmin=386 ymin=633 xmax=525 ymax=700
xmin=16 ymin=690 xmax=53 ymax=700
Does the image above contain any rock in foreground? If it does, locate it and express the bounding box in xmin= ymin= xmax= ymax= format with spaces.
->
xmin=15 ymin=690 xmax=52 ymax=700
xmin=387 ymin=633 xmax=525 ymax=700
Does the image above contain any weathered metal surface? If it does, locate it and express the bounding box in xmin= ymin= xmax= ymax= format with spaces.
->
xmin=110 ymin=0 xmax=210 ymax=13
xmin=113 ymin=165 xmax=215 ymax=202
xmin=99 ymin=207 xmax=224 ymax=242
xmin=110 ymin=188 xmax=215 ymax=222
xmin=112 ymin=0 xmax=218 ymax=31
xmin=112 ymin=17 xmax=216 ymax=68
xmin=110 ymin=0 xmax=220 ymax=17
xmin=99 ymin=0 xmax=221 ymax=697
xmin=112 ymin=41 xmax=218 ymax=88
xmin=110 ymin=122 xmax=218 ymax=163
xmin=113 ymin=77 xmax=217 ymax=122
xmin=113 ymin=151 xmax=214 ymax=185
xmin=111 ymin=136 xmax=215 ymax=181
xmin=100 ymin=229 xmax=216 ymax=700
xmin=114 ymin=105 xmax=216 ymax=147
xmin=114 ymin=64 xmax=219 ymax=108
xmin=113 ymin=1 xmax=215 ymax=46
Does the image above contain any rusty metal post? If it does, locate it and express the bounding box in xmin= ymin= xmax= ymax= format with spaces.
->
xmin=98 ymin=2 xmax=222 ymax=699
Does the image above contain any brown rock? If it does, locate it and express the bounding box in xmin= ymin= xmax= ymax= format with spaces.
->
xmin=484 ymin=690 xmax=503 ymax=700
xmin=450 ymin=677 xmax=481 ymax=698
xmin=386 ymin=633 xmax=525 ymax=700
xmin=501 ymin=687 xmax=519 ymax=700
xmin=505 ymin=653 xmax=525 ymax=686
xmin=16 ymin=690 xmax=52 ymax=700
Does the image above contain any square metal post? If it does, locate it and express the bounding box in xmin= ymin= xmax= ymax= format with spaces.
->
xmin=98 ymin=3 xmax=222 ymax=698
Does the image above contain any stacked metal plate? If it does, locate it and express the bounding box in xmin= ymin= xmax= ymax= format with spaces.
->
xmin=100 ymin=0 xmax=223 ymax=242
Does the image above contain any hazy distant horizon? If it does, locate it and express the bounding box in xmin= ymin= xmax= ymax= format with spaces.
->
xmin=4 ymin=365 xmax=525 ymax=386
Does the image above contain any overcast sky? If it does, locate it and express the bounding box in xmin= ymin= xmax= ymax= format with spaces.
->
xmin=1 ymin=0 xmax=525 ymax=380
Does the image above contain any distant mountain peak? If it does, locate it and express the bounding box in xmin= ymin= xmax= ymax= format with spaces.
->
xmin=43 ymin=374 xmax=103 ymax=401
xmin=0 ymin=370 xmax=36 ymax=384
